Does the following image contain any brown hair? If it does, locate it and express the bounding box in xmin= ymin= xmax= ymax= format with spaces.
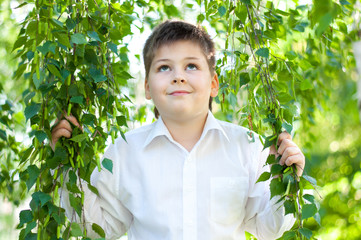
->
xmin=143 ymin=20 xmax=216 ymax=118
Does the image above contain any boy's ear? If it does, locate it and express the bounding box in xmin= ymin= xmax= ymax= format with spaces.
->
xmin=145 ymin=78 xmax=152 ymax=100
xmin=210 ymin=73 xmax=219 ymax=97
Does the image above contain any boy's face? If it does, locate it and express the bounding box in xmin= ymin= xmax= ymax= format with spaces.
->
xmin=145 ymin=40 xmax=219 ymax=122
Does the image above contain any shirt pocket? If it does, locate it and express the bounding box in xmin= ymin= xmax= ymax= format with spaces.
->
xmin=210 ymin=177 xmax=249 ymax=224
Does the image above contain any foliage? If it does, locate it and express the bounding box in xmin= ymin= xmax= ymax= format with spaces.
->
xmin=0 ymin=0 xmax=360 ymax=239
xmin=11 ymin=0 xmax=138 ymax=238
xmin=199 ymin=0 xmax=360 ymax=239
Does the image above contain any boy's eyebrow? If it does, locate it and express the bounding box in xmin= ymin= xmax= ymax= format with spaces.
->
xmin=154 ymin=57 xmax=201 ymax=63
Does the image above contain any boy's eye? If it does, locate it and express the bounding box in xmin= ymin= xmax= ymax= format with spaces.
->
xmin=159 ymin=65 xmax=170 ymax=72
xmin=186 ymin=64 xmax=198 ymax=70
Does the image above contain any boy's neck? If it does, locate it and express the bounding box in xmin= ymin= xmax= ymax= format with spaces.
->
xmin=161 ymin=112 xmax=208 ymax=152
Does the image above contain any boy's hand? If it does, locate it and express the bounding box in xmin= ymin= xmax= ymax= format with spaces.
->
xmin=269 ymin=132 xmax=305 ymax=177
xmin=50 ymin=113 xmax=82 ymax=151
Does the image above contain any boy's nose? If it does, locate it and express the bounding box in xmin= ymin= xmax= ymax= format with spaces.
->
xmin=173 ymin=78 xmax=185 ymax=83
xmin=172 ymin=70 xmax=186 ymax=84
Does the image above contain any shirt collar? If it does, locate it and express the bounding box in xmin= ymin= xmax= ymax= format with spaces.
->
xmin=201 ymin=111 xmax=230 ymax=142
xmin=143 ymin=116 xmax=173 ymax=148
xmin=143 ymin=111 xmax=230 ymax=149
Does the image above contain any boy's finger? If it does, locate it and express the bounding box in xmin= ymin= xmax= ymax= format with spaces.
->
xmin=269 ymin=145 xmax=277 ymax=155
xmin=52 ymin=119 xmax=72 ymax=134
xmin=50 ymin=128 xmax=72 ymax=151
xmin=277 ymin=131 xmax=292 ymax=146
xmin=52 ymin=128 xmax=72 ymax=141
xmin=279 ymin=146 xmax=299 ymax=165
xmin=277 ymin=139 xmax=297 ymax=155
xmin=284 ymin=153 xmax=305 ymax=176
xmin=64 ymin=114 xmax=82 ymax=130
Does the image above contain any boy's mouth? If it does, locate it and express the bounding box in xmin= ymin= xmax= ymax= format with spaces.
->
xmin=169 ymin=90 xmax=190 ymax=96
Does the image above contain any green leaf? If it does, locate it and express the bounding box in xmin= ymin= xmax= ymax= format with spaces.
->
xmin=14 ymin=2 xmax=28 ymax=9
xmin=118 ymin=71 xmax=134 ymax=80
xmin=284 ymin=200 xmax=296 ymax=215
xmin=303 ymin=194 xmax=315 ymax=204
xmin=32 ymin=70 xmax=45 ymax=89
xmin=51 ymin=18 xmax=64 ymax=27
xmin=255 ymin=47 xmax=269 ymax=58
xmin=14 ymin=63 xmax=27 ymax=80
xmin=66 ymin=18 xmax=76 ymax=30
xmin=300 ymin=78 xmax=313 ymax=90
xmin=70 ymin=133 xmax=88 ymax=142
xmin=281 ymin=231 xmax=296 ymax=240
xmin=316 ymin=13 xmax=333 ymax=37
xmin=88 ymin=183 xmax=99 ymax=195
xmin=82 ymin=114 xmax=96 ymax=126
xmin=50 ymin=146 xmax=68 ymax=167
xmin=24 ymin=221 xmax=36 ymax=236
xmin=19 ymin=210 xmax=33 ymax=228
xmin=298 ymin=228 xmax=312 ymax=239
xmin=54 ymin=32 xmax=71 ymax=49
xmin=303 ymin=175 xmax=317 ymax=185
xmin=340 ymin=0 xmax=350 ymax=5
xmin=47 ymin=64 xmax=62 ymax=79
xmin=69 ymin=195 xmax=82 ymax=217
xmin=271 ymin=164 xmax=283 ymax=175
xmin=12 ymin=36 xmax=28 ymax=51
xmin=314 ymin=212 xmax=321 ymax=226
xmin=263 ymin=135 xmax=276 ymax=149
xmin=32 ymin=191 xmax=52 ymax=207
xmin=70 ymin=96 xmax=84 ymax=105
xmin=107 ymin=42 xmax=118 ymax=55
xmin=37 ymin=41 xmax=56 ymax=55
xmin=89 ymin=68 xmax=107 ymax=82
xmin=257 ymin=171 xmax=271 ymax=182
xmin=92 ymin=223 xmax=105 ymax=238
xmin=24 ymin=103 xmax=41 ymax=122
xmin=266 ymin=155 xmax=277 ymax=165
xmin=70 ymin=223 xmax=83 ymax=237
xmin=197 ymin=14 xmax=205 ymax=23
xmin=20 ymin=147 xmax=34 ymax=164
xmin=285 ymin=50 xmax=297 ymax=60
xmin=241 ymin=0 xmax=251 ymax=4
xmin=270 ymin=178 xmax=286 ymax=198
xmin=102 ymin=158 xmax=113 ymax=173
xmin=87 ymin=31 xmax=102 ymax=42
xmin=277 ymin=93 xmax=293 ymax=104
xmin=0 ymin=129 xmax=7 ymax=141
xmin=282 ymin=121 xmax=293 ymax=134
xmin=218 ymin=6 xmax=227 ymax=17
xmin=34 ymin=130 xmax=47 ymax=142
xmin=26 ymin=165 xmax=40 ymax=190
xmin=239 ymin=72 xmax=250 ymax=86
xmin=277 ymin=69 xmax=292 ymax=82
xmin=301 ymin=204 xmax=317 ymax=220
xmin=116 ymin=116 xmax=128 ymax=127
xmin=71 ymin=33 xmax=88 ymax=45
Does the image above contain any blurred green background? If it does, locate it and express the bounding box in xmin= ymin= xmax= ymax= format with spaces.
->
xmin=1 ymin=0 xmax=361 ymax=239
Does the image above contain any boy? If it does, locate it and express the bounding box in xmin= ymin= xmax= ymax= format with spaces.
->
xmin=51 ymin=20 xmax=305 ymax=240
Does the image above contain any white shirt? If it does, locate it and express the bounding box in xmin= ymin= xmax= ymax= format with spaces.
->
xmin=61 ymin=112 xmax=295 ymax=240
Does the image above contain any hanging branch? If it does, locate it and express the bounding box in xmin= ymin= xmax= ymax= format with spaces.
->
xmin=210 ymin=1 xmax=322 ymax=239
xmin=13 ymin=0 xmax=136 ymax=238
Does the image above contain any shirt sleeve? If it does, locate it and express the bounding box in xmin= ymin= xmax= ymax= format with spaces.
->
xmin=59 ymin=143 xmax=133 ymax=240
xmin=242 ymin=138 xmax=295 ymax=240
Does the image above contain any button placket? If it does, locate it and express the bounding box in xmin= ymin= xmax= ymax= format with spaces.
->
xmin=183 ymin=155 xmax=197 ymax=240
